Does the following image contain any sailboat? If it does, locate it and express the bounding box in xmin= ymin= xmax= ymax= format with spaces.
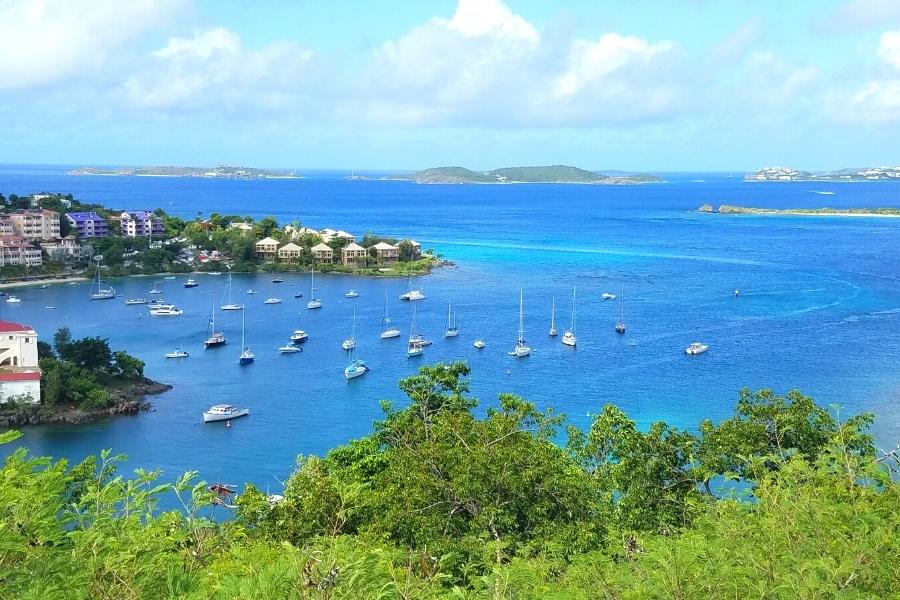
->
xmin=381 ymin=292 xmax=401 ymax=339
xmin=562 ymin=286 xmax=577 ymax=347
xmin=615 ymin=290 xmax=626 ymax=334
xmin=307 ymin=268 xmax=322 ymax=309
xmin=444 ymin=301 xmax=459 ymax=337
xmin=204 ymin=299 xmax=226 ymax=348
xmin=148 ymin=281 xmax=162 ymax=295
xmin=549 ymin=296 xmax=558 ymax=336
xmin=509 ymin=289 xmax=531 ymax=357
xmin=342 ymin=309 xmax=357 ymax=350
xmin=238 ymin=309 xmax=254 ymax=365
xmin=344 ymin=347 xmax=369 ymax=379
xmin=221 ymin=274 xmax=244 ymax=311
xmin=407 ymin=304 xmax=424 ymax=357
xmin=399 ymin=269 xmax=425 ymax=301
xmin=89 ymin=256 xmax=116 ymax=300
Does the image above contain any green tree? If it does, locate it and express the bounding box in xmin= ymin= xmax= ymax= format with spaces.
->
xmin=113 ymin=351 xmax=144 ymax=379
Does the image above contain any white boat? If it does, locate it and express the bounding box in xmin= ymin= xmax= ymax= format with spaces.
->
xmin=208 ymin=271 xmax=222 ymax=276
xmin=685 ymin=342 xmax=709 ymax=355
xmin=602 ymin=292 xmax=615 ymax=301
xmin=203 ymin=404 xmax=250 ymax=423
xmin=344 ymin=357 xmax=368 ymax=379
xmin=221 ymin=274 xmax=244 ymax=310
xmin=345 ymin=290 xmax=359 ymax=298
xmin=407 ymin=305 xmax=424 ymax=357
xmin=39 ymin=284 xmax=48 ymax=289
xmin=163 ymin=276 xmax=176 ymax=280
xmin=399 ymin=270 xmax=425 ymax=301
xmin=149 ymin=305 xmax=183 ymax=316
xmin=473 ymin=339 xmax=485 ymax=349
xmin=44 ymin=306 xmax=56 ymax=310
xmin=125 ymin=298 xmax=148 ymax=305
xmin=245 ymin=289 xmax=259 ymax=295
xmin=562 ymin=286 xmax=577 ymax=347
xmin=444 ymin=301 xmax=459 ymax=338
xmin=290 ymin=329 xmax=308 ymax=344
xmin=342 ymin=309 xmax=357 ymax=350
xmin=380 ymin=292 xmax=401 ymax=339
xmin=184 ymin=278 xmax=199 ymax=288
xmin=148 ymin=299 xmax=168 ymax=307
xmin=238 ymin=309 xmax=254 ymax=365
xmin=509 ymin=289 xmax=531 ymax=357
xmin=204 ymin=299 xmax=226 ymax=348
xmin=279 ymin=345 xmax=301 ymax=353
xmin=272 ymin=277 xmax=284 ymax=283
xmin=307 ymin=269 xmax=322 ymax=309
xmin=734 ymin=288 xmax=740 ymax=297
xmin=148 ymin=282 xmax=162 ymax=295
xmin=615 ymin=289 xmax=626 ymax=334
xmin=264 ymin=297 xmax=282 ymax=305
xmin=165 ymin=349 xmax=189 ymax=358
xmin=89 ymin=256 xmax=116 ymax=300
xmin=5 ymin=296 xmax=21 ymax=304
xmin=549 ymin=296 xmax=558 ymax=336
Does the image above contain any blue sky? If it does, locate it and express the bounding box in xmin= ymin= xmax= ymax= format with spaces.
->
xmin=1 ymin=0 xmax=900 ymax=171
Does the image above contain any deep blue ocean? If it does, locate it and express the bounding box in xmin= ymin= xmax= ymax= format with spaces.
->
xmin=1 ymin=164 xmax=899 ymax=491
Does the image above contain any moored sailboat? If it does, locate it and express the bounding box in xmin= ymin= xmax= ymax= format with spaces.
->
xmin=615 ymin=289 xmax=626 ymax=334
xmin=407 ymin=304 xmax=424 ymax=357
xmin=307 ymin=268 xmax=322 ymax=309
xmin=380 ymin=292 xmax=401 ymax=339
xmin=342 ymin=308 xmax=358 ymax=350
xmin=549 ymin=296 xmax=558 ymax=336
xmin=562 ymin=286 xmax=577 ymax=347
xmin=89 ymin=256 xmax=116 ymax=300
xmin=221 ymin=274 xmax=244 ymax=311
xmin=204 ymin=299 xmax=226 ymax=348
xmin=238 ymin=309 xmax=254 ymax=365
xmin=509 ymin=289 xmax=531 ymax=357
xmin=444 ymin=301 xmax=459 ymax=337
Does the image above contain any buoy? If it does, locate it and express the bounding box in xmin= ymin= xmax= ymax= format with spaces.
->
xmin=225 ymin=420 xmax=231 ymax=428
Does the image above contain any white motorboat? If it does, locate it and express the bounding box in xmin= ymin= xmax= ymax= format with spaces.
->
xmin=5 ymin=296 xmax=22 ymax=303
xmin=549 ymin=296 xmax=558 ymax=336
xmin=208 ymin=271 xmax=222 ymax=276
xmin=473 ymin=339 xmax=485 ymax=349
xmin=184 ymin=278 xmax=199 ymax=288
xmin=444 ymin=301 xmax=459 ymax=338
xmin=204 ymin=300 xmax=226 ymax=348
xmin=264 ymin=297 xmax=282 ymax=305
xmin=148 ymin=299 xmax=168 ymax=307
xmin=89 ymin=256 xmax=116 ymax=300
xmin=44 ymin=306 xmax=56 ymax=310
xmin=125 ymin=298 xmax=149 ymax=305
xmin=562 ymin=286 xmax=577 ymax=347
xmin=399 ymin=270 xmax=425 ymax=301
xmin=407 ymin=305 xmax=424 ymax=357
xmin=307 ymin=268 xmax=322 ymax=309
xmin=245 ymin=289 xmax=259 ymax=295
xmin=279 ymin=345 xmax=301 ymax=353
xmin=602 ymin=292 xmax=616 ymax=300
xmin=509 ymin=289 xmax=531 ymax=357
xmin=149 ymin=305 xmax=183 ymax=316
xmin=380 ymin=292 xmax=401 ymax=339
xmin=290 ymin=329 xmax=308 ymax=344
xmin=238 ymin=310 xmax=254 ymax=364
xmin=163 ymin=276 xmax=176 ymax=280
xmin=345 ymin=290 xmax=359 ymax=298
xmin=344 ymin=357 xmax=368 ymax=379
xmin=734 ymin=288 xmax=740 ymax=297
xmin=342 ymin=309 xmax=358 ymax=350
xmin=165 ymin=349 xmax=189 ymax=358
xmin=272 ymin=277 xmax=284 ymax=283
xmin=221 ymin=274 xmax=244 ymax=310
xmin=685 ymin=342 xmax=709 ymax=355
xmin=203 ymin=404 xmax=250 ymax=423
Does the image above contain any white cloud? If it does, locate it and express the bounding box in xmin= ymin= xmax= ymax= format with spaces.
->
xmin=0 ymin=0 xmax=183 ymax=90
xmin=877 ymin=30 xmax=900 ymax=68
xmin=827 ymin=29 xmax=900 ymax=124
xmin=447 ymin=0 xmax=539 ymax=43
xmin=819 ymin=0 xmax=900 ymax=33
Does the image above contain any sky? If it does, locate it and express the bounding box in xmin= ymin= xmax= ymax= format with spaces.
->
xmin=1 ymin=0 xmax=900 ymax=171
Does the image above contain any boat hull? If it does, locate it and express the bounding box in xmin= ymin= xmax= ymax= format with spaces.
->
xmin=203 ymin=408 xmax=249 ymax=423
xmin=380 ymin=329 xmax=401 ymax=339
xmin=221 ymin=304 xmax=243 ymax=311
xmin=307 ymin=301 xmax=322 ymax=309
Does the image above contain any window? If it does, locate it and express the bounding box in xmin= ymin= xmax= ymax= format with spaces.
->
xmin=24 ymin=338 xmax=29 ymax=343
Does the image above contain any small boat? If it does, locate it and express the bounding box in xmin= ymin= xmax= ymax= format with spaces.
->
xmin=342 ymin=309 xmax=358 ymax=350
xmin=183 ymin=279 xmax=199 ymax=288
xmin=125 ymin=298 xmax=149 ymax=305
xmin=290 ymin=329 xmax=309 ymax=344
xmin=562 ymin=286 xmax=577 ymax=347
xmin=380 ymin=293 xmax=401 ymax=339
xmin=307 ymin=268 xmax=322 ymax=309
xmin=615 ymin=290 xmax=626 ymax=335
xmin=5 ymin=296 xmax=22 ymax=303
xmin=165 ymin=349 xmax=189 ymax=358
xmin=293 ymin=293 xmax=303 ymax=299
xmin=68 ymin=281 xmax=78 ymax=285
xmin=149 ymin=305 xmax=183 ymax=316
xmin=345 ymin=290 xmax=359 ymax=298
xmin=602 ymin=292 xmax=616 ymax=300
xmin=148 ymin=283 xmax=162 ymax=295
xmin=399 ymin=270 xmax=425 ymax=301
xmin=163 ymin=276 xmax=176 ymax=280
xmin=509 ymin=289 xmax=531 ymax=357
xmin=734 ymin=288 xmax=740 ymax=297
xmin=39 ymin=284 xmax=49 ymax=289
xmin=264 ymin=297 xmax=282 ymax=305
xmin=444 ymin=302 xmax=459 ymax=338
xmin=208 ymin=271 xmax=222 ymax=276
xmin=148 ymin=298 xmax=168 ymax=307
xmin=204 ymin=300 xmax=226 ymax=348
xmin=238 ymin=310 xmax=254 ymax=364
xmin=203 ymin=404 xmax=250 ymax=423
xmin=279 ymin=345 xmax=301 ymax=353
xmin=221 ymin=274 xmax=244 ymax=310
xmin=549 ymin=296 xmax=558 ymax=336
xmin=44 ymin=306 xmax=56 ymax=310
xmin=407 ymin=305 xmax=424 ymax=357
xmin=685 ymin=342 xmax=709 ymax=355
xmin=245 ymin=289 xmax=259 ymax=295
xmin=344 ymin=357 xmax=369 ymax=380
xmin=272 ymin=277 xmax=284 ymax=283
xmin=473 ymin=339 xmax=485 ymax=349
xmin=89 ymin=256 xmax=116 ymax=300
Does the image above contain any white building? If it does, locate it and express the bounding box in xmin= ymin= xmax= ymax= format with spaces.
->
xmin=0 ymin=320 xmax=40 ymax=404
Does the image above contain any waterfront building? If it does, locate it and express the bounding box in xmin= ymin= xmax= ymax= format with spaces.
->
xmin=0 ymin=236 xmax=42 ymax=268
xmin=371 ymin=241 xmax=400 ymax=264
xmin=0 ymin=215 xmax=13 ymax=236
xmin=254 ymin=237 xmax=279 ymax=260
xmin=284 ymin=225 xmax=318 ymax=240
xmin=401 ymin=239 xmax=422 ymax=259
xmin=9 ymin=209 xmax=60 ymax=240
xmin=228 ymin=222 xmax=254 ymax=232
xmin=0 ymin=320 xmax=40 ymax=404
xmin=311 ymin=242 xmax=334 ymax=264
xmin=277 ymin=242 xmax=303 ymax=262
xmin=341 ymin=242 xmax=368 ymax=267
xmin=39 ymin=235 xmax=85 ymax=261
xmin=120 ymin=210 xmax=164 ymax=237
xmin=66 ymin=212 xmax=109 ymax=238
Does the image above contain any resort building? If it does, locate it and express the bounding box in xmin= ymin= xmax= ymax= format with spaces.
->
xmin=120 ymin=210 xmax=164 ymax=238
xmin=66 ymin=212 xmax=109 ymax=238
xmin=0 ymin=215 xmax=13 ymax=236
xmin=254 ymin=237 xmax=279 ymax=260
xmin=9 ymin=209 xmax=60 ymax=240
xmin=277 ymin=242 xmax=303 ymax=262
xmin=0 ymin=320 xmax=40 ymax=404
xmin=370 ymin=241 xmax=400 ymax=264
xmin=39 ymin=235 xmax=83 ymax=261
xmin=0 ymin=237 xmax=42 ymax=268
xmin=401 ymin=239 xmax=422 ymax=259
xmin=228 ymin=222 xmax=254 ymax=232
xmin=311 ymin=242 xmax=334 ymax=264
xmin=341 ymin=242 xmax=368 ymax=268
xmin=320 ymin=228 xmax=355 ymax=243
xmin=284 ymin=225 xmax=318 ymax=240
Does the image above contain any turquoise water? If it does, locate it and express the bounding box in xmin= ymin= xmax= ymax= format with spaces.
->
xmin=1 ymin=165 xmax=899 ymax=489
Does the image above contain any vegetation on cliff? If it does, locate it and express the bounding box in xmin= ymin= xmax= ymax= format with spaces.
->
xmin=0 ymin=362 xmax=896 ymax=598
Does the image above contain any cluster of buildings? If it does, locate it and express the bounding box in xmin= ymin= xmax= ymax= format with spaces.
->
xmin=65 ymin=210 xmax=164 ymax=239
xmin=0 ymin=320 xmax=40 ymax=404
xmin=252 ymin=227 xmax=420 ymax=267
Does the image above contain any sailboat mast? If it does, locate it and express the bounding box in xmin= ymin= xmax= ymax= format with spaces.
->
xmin=518 ymin=289 xmax=525 ymax=341
xmin=241 ymin=309 xmax=245 ymax=348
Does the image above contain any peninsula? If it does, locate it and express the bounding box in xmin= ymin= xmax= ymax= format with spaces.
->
xmin=745 ymin=166 xmax=900 ymax=182
xmin=401 ymin=165 xmax=663 ymax=185
xmin=700 ymin=204 xmax=900 ymax=217
xmin=68 ymin=165 xmax=299 ymax=179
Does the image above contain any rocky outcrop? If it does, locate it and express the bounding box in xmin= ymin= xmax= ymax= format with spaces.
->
xmin=698 ymin=204 xmax=714 ymax=213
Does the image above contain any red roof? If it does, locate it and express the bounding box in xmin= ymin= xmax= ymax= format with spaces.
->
xmin=0 ymin=320 xmax=34 ymax=333
xmin=0 ymin=370 xmax=40 ymax=381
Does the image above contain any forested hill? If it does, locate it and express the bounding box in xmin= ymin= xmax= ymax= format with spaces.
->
xmin=403 ymin=165 xmax=663 ymax=184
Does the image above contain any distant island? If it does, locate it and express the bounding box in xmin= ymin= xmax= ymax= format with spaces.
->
xmin=68 ymin=165 xmax=299 ymax=179
xmin=699 ymin=204 xmax=900 ymax=217
xmin=745 ymin=166 xmax=900 ymax=182
xmin=400 ymin=165 xmax=664 ymax=185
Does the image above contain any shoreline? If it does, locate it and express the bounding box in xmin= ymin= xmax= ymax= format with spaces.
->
xmin=700 ymin=205 xmax=900 ymax=218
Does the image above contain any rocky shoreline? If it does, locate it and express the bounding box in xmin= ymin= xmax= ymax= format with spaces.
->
xmin=0 ymin=378 xmax=171 ymax=428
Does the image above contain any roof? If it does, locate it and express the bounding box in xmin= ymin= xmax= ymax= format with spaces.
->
xmin=311 ymin=243 xmax=333 ymax=252
xmin=342 ymin=242 xmax=366 ymax=251
xmin=0 ymin=320 xmax=35 ymax=334
xmin=279 ymin=242 xmax=303 ymax=251
xmin=66 ymin=211 xmax=104 ymax=220
xmin=335 ymin=230 xmax=354 ymax=238
xmin=0 ymin=369 xmax=40 ymax=381
xmin=255 ymin=236 xmax=279 ymax=245
xmin=372 ymin=242 xmax=398 ymax=250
